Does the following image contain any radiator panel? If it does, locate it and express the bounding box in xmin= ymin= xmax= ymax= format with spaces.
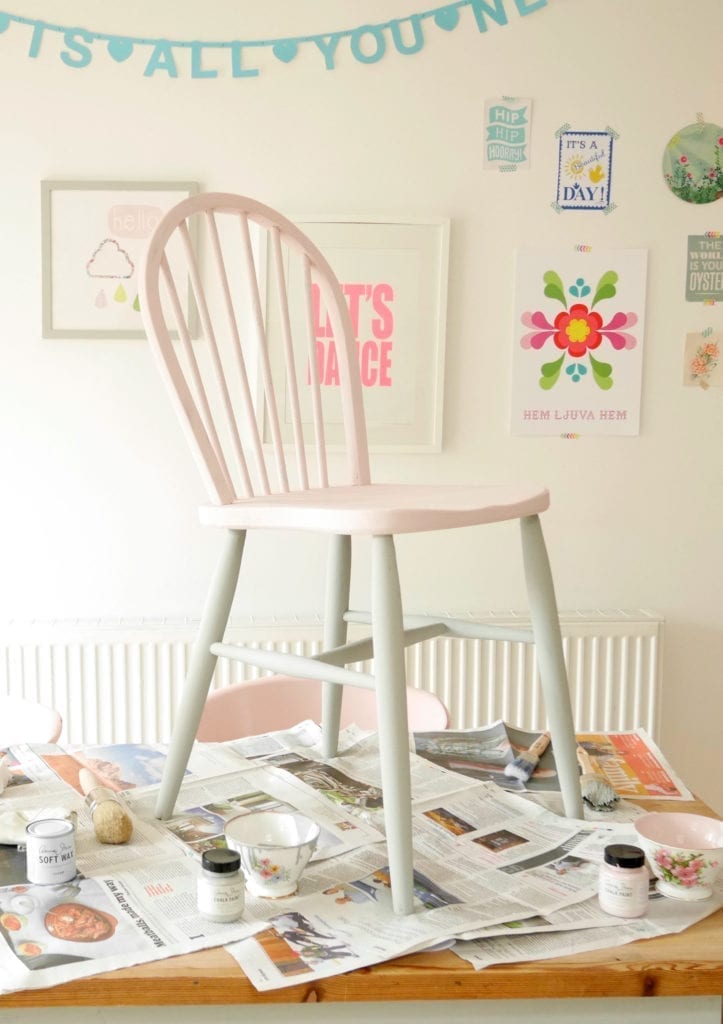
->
xmin=0 ymin=612 xmax=662 ymax=745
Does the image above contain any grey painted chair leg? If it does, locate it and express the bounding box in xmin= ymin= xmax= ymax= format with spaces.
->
xmin=520 ymin=515 xmax=583 ymax=819
xmin=371 ymin=535 xmax=414 ymax=916
xmin=155 ymin=529 xmax=246 ymax=820
xmin=321 ymin=534 xmax=351 ymax=760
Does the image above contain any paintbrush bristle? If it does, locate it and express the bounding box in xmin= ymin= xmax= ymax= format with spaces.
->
xmin=504 ymin=753 xmax=539 ymax=782
xmin=579 ymin=772 xmax=619 ymax=811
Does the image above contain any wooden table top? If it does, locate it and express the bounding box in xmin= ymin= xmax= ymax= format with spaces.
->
xmin=2 ymin=798 xmax=722 ymax=1008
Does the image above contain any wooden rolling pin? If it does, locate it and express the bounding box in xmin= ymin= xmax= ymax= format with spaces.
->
xmin=78 ymin=768 xmax=133 ymax=844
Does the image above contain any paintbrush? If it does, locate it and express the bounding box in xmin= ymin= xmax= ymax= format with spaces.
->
xmin=576 ymin=746 xmax=619 ymax=811
xmin=78 ymin=768 xmax=133 ymax=844
xmin=504 ymin=732 xmax=551 ymax=783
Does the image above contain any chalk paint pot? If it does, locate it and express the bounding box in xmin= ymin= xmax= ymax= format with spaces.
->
xmin=598 ymin=843 xmax=648 ymax=918
xmin=25 ymin=818 xmax=76 ymax=885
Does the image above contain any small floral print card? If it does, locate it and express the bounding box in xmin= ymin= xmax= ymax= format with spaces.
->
xmin=511 ymin=248 xmax=647 ymax=436
xmin=555 ymin=130 xmax=614 ymax=211
xmin=683 ymin=331 xmax=722 ymax=388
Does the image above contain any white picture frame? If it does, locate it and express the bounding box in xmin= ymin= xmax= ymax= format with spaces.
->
xmin=269 ymin=215 xmax=449 ymax=453
xmin=41 ymin=180 xmax=198 ymax=339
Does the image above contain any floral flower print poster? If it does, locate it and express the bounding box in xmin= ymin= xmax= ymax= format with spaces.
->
xmin=683 ymin=332 xmax=722 ymax=388
xmin=510 ymin=249 xmax=647 ymax=436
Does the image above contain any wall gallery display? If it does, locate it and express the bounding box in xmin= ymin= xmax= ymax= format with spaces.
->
xmin=41 ymin=180 xmax=198 ymax=339
xmin=264 ymin=216 xmax=449 ymax=452
xmin=510 ymin=248 xmax=648 ymax=437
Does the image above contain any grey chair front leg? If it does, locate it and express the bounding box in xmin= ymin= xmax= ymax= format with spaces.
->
xmin=321 ymin=533 xmax=352 ymax=761
xmin=155 ymin=529 xmax=246 ymax=820
xmin=371 ymin=535 xmax=414 ymax=916
xmin=520 ymin=515 xmax=583 ymax=819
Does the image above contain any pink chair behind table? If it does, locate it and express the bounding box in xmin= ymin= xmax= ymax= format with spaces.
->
xmin=197 ymin=674 xmax=450 ymax=742
xmin=0 ymin=695 xmax=63 ymax=746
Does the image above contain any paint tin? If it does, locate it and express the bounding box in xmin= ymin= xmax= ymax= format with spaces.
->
xmin=25 ymin=818 xmax=76 ymax=885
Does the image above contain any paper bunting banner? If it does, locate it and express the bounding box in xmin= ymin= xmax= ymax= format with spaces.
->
xmin=0 ymin=1 xmax=548 ymax=78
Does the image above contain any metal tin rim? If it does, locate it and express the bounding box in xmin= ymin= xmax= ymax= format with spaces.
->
xmin=25 ymin=817 xmax=75 ymax=838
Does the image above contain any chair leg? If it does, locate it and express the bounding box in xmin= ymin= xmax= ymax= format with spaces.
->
xmin=520 ymin=515 xmax=583 ymax=819
xmin=155 ymin=529 xmax=246 ymax=819
xmin=321 ymin=534 xmax=351 ymax=760
xmin=371 ymin=534 xmax=414 ymax=916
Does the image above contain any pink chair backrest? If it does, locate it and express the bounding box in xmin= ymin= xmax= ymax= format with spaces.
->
xmin=140 ymin=193 xmax=371 ymax=504
xmin=0 ymin=696 xmax=63 ymax=746
xmin=197 ymin=675 xmax=449 ymax=741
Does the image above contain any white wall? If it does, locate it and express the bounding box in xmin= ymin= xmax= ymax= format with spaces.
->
xmin=2 ymin=0 xmax=722 ymax=812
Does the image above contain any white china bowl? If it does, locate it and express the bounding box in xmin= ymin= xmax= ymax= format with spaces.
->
xmin=224 ymin=810 xmax=320 ymax=899
xmin=634 ymin=812 xmax=723 ymax=901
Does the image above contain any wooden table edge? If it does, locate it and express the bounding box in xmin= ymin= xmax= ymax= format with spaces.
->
xmin=2 ymin=913 xmax=722 ymax=1008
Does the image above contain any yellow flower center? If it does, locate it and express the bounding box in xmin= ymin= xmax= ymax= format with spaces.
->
xmin=566 ymin=318 xmax=590 ymax=343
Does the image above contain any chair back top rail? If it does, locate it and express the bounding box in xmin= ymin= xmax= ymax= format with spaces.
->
xmin=140 ymin=192 xmax=371 ymax=504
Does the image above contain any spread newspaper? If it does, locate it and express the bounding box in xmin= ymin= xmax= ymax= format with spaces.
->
xmin=0 ymin=722 xmax=717 ymax=995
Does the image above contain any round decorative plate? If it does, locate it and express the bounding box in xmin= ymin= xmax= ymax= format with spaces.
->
xmin=662 ymin=121 xmax=723 ymax=204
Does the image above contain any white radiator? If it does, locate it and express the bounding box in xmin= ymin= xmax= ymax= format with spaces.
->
xmin=0 ymin=611 xmax=663 ymax=745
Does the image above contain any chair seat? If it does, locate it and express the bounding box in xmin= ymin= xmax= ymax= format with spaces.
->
xmin=199 ymin=483 xmax=550 ymax=535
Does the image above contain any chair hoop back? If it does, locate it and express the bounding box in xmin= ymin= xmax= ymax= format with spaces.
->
xmin=140 ymin=193 xmax=371 ymax=504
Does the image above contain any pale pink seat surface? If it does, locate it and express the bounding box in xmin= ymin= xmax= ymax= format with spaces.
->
xmin=0 ymin=696 xmax=63 ymax=747
xmin=199 ymin=483 xmax=549 ymax=535
xmin=197 ymin=674 xmax=449 ymax=742
xmin=140 ymin=191 xmax=583 ymax=915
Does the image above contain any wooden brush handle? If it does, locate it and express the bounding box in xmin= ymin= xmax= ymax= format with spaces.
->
xmin=576 ymin=746 xmax=595 ymax=774
xmin=528 ymin=732 xmax=551 ymax=758
xmin=78 ymin=767 xmax=102 ymax=797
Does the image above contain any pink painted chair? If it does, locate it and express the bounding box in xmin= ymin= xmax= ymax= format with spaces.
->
xmin=0 ymin=695 xmax=63 ymax=747
xmin=140 ymin=192 xmax=582 ymax=914
xmin=196 ymin=674 xmax=450 ymax=742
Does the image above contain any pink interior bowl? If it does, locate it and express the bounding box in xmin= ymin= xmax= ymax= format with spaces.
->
xmin=634 ymin=812 xmax=723 ymax=901
xmin=634 ymin=812 xmax=723 ymax=849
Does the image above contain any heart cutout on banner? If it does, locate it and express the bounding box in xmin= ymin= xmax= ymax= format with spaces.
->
xmin=434 ymin=7 xmax=460 ymax=31
xmin=107 ymin=37 xmax=134 ymax=62
xmin=272 ymin=40 xmax=298 ymax=63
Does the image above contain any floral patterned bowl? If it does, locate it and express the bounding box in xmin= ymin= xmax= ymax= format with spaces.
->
xmin=634 ymin=812 xmax=723 ymax=901
xmin=224 ymin=810 xmax=320 ymax=899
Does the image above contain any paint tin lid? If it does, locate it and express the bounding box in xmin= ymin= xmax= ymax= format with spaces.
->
xmin=603 ymin=843 xmax=645 ymax=868
xmin=25 ymin=818 xmax=75 ymax=838
xmin=202 ymin=848 xmax=241 ymax=874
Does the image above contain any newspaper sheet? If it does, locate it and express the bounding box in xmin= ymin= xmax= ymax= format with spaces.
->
xmin=413 ymin=724 xmax=693 ymax=800
xmin=0 ymin=722 xmax=715 ymax=995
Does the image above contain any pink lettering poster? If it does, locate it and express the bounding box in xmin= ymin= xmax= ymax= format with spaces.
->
xmin=265 ymin=217 xmax=449 ymax=452
xmin=510 ymin=248 xmax=647 ymax=436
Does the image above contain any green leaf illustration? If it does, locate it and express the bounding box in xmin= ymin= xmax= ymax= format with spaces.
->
xmin=539 ymin=353 xmax=565 ymax=390
xmin=589 ymin=352 xmax=614 ymax=390
xmin=543 ymin=270 xmax=567 ymax=307
xmin=590 ymin=270 xmax=618 ymax=308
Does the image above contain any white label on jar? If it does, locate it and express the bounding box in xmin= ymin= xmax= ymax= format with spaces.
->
xmin=598 ymin=868 xmax=648 ymax=918
xmin=197 ymin=875 xmax=245 ymax=921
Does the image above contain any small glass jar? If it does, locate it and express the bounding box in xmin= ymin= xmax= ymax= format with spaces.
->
xmin=197 ymin=848 xmax=245 ymax=923
xmin=598 ymin=843 xmax=649 ymax=918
